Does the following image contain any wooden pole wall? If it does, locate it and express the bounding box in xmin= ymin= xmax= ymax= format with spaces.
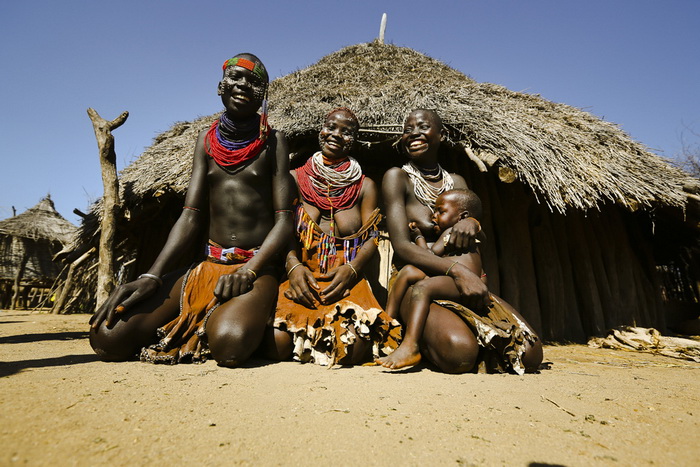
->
xmin=461 ymin=162 xmax=667 ymax=343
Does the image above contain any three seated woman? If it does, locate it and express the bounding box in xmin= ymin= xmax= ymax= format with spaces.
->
xmin=89 ymin=53 xmax=541 ymax=374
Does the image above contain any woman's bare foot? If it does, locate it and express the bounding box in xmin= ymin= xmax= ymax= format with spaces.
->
xmin=375 ymin=342 xmax=422 ymax=370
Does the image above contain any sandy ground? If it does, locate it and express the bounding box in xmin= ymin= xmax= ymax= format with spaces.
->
xmin=1 ymin=310 xmax=699 ymax=466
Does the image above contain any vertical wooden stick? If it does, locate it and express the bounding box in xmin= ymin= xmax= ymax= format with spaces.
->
xmin=379 ymin=13 xmax=387 ymax=44
xmin=87 ymin=108 xmax=128 ymax=310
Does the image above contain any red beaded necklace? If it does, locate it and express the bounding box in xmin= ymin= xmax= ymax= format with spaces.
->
xmin=295 ymin=153 xmax=364 ymax=212
xmin=205 ymin=113 xmax=271 ymax=167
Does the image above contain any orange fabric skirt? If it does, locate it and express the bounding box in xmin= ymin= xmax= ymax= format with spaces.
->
xmin=140 ymin=260 xmax=244 ymax=364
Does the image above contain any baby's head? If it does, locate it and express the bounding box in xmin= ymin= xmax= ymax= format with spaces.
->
xmin=432 ymin=189 xmax=482 ymax=232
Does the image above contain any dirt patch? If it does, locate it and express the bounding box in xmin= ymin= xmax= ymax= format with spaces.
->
xmin=1 ymin=310 xmax=698 ymax=466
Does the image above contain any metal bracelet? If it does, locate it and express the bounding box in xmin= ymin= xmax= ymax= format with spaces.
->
xmin=445 ymin=261 xmax=459 ymax=276
xmin=345 ymin=262 xmax=358 ymax=278
xmin=286 ymin=263 xmax=303 ymax=276
xmin=138 ymin=273 xmax=163 ymax=287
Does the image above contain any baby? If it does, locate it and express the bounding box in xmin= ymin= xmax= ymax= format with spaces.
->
xmin=378 ymin=188 xmax=485 ymax=369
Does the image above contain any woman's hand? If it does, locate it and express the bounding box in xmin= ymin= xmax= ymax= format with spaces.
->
xmin=448 ymin=263 xmax=490 ymax=311
xmin=214 ymin=267 xmax=256 ymax=302
xmin=284 ymin=264 xmax=320 ymax=308
xmin=447 ymin=217 xmax=481 ymax=251
xmin=318 ymin=264 xmax=355 ymax=304
xmin=90 ymin=277 xmax=160 ymax=330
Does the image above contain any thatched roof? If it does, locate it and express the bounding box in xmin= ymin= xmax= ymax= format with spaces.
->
xmin=112 ymin=42 xmax=698 ymax=215
xmin=0 ymin=196 xmax=76 ymax=244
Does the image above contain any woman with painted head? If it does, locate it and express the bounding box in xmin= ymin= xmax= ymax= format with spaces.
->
xmin=382 ymin=109 xmax=542 ymax=374
xmin=264 ymin=108 xmax=401 ymax=366
xmin=89 ymin=54 xmax=295 ymax=366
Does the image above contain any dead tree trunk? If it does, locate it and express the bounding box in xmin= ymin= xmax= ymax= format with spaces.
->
xmin=87 ymin=108 xmax=128 ymax=311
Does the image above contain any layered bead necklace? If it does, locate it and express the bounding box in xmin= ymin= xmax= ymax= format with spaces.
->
xmin=296 ymin=152 xmax=364 ymax=212
xmin=402 ymin=161 xmax=454 ymax=210
xmin=205 ymin=109 xmax=271 ymax=168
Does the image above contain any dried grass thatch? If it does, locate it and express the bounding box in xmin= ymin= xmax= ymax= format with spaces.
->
xmin=114 ymin=42 xmax=698 ymax=215
xmin=0 ymin=196 xmax=76 ymax=245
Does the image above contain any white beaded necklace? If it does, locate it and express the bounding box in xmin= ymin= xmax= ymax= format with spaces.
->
xmin=402 ymin=162 xmax=454 ymax=210
xmin=310 ymin=151 xmax=363 ymax=195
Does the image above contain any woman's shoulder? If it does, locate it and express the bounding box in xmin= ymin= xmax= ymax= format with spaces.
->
xmin=450 ymin=172 xmax=467 ymax=188
xmin=384 ymin=166 xmax=406 ymax=177
xmin=382 ymin=166 xmax=409 ymax=185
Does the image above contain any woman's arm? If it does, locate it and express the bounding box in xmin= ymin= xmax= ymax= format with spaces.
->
xmin=91 ymin=130 xmax=210 ymax=328
xmin=319 ymin=177 xmax=379 ymax=303
xmin=282 ymin=171 xmax=321 ymax=308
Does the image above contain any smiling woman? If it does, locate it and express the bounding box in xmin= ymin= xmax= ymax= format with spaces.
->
xmin=262 ymin=108 xmax=401 ymax=366
xmin=88 ymin=53 xmax=295 ymax=367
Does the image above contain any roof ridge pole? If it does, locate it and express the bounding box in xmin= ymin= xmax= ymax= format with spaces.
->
xmin=378 ymin=13 xmax=387 ymax=44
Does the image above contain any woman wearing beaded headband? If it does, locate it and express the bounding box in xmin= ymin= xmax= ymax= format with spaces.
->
xmin=263 ymin=108 xmax=401 ymax=366
xmin=89 ymin=53 xmax=295 ymax=366
xmin=382 ymin=109 xmax=542 ymax=374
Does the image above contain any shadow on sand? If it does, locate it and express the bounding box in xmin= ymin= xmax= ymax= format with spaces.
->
xmin=0 ymin=353 xmax=99 ymax=378
xmin=0 ymin=331 xmax=88 ymax=344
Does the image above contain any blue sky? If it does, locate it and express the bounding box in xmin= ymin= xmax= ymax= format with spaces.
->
xmin=1 ymin=0 xmax=698 ymax=224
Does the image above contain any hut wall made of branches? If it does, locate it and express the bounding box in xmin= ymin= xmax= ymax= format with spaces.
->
xmin=0 ymin=196 xmax=76 ymax=309
xmin=56 ymin=42 xmax=700 ymax=339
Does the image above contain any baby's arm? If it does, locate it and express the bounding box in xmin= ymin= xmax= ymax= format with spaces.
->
xmin=432 ymin=228 xmax=483 ymax=257
xmin=430 ymin=228 xmax=452 ymax=256
xmin=408 ymin=222 xmax=429 ymax=249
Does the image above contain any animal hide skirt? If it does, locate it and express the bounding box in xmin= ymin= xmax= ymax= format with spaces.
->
xmin=274 ymin=274 xmax=401 ymax=367
xmin=436 ymin=294 xmax=539 ymax=375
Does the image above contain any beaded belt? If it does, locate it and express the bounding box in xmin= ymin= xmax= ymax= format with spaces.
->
xmin=206 ymin=241 xmax=258 ymax=264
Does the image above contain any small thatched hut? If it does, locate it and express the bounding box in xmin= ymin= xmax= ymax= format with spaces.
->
xmin=58 ymin=42 xmax=700 ymax=340
xmin=0 ymin=196 xmax=76 ymax=309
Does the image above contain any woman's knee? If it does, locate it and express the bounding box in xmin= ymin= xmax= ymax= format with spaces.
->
xmin=522 ymin=338 xmax=544 ymax=373
xmin=258 ymin=327 xmax=293 ymax=361
xmin=89 ymin=326 xmax=140 ymax=362
xmin=441 ymin=335 xmax=479 ymax=374
xmin=426 ymin=330 xmax=479 ymax=374
xmin=207 ymin=317 xmax=265 ymax=367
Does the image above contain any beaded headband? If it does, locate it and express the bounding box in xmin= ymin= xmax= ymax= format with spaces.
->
xmin=222 ymin=57 xmax=269 ymax=82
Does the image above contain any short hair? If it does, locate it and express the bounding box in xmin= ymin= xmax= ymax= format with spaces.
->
xmin=326 ymin=107 xmax=360 ymax=129
xmin=406 ymin=108 xmax=443 ymax=128
xmin=441 ymin=188 xmax=482 ymax=219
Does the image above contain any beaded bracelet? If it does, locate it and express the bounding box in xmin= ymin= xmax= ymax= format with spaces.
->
xmin=138 ymin=273 xmax=163 ymax=287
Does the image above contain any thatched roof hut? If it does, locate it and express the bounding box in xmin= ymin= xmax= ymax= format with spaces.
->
xmin=59 ymin=42 xmax=700 ymax=340
xmin=0 ymin=195 xmax=76 ymax=309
